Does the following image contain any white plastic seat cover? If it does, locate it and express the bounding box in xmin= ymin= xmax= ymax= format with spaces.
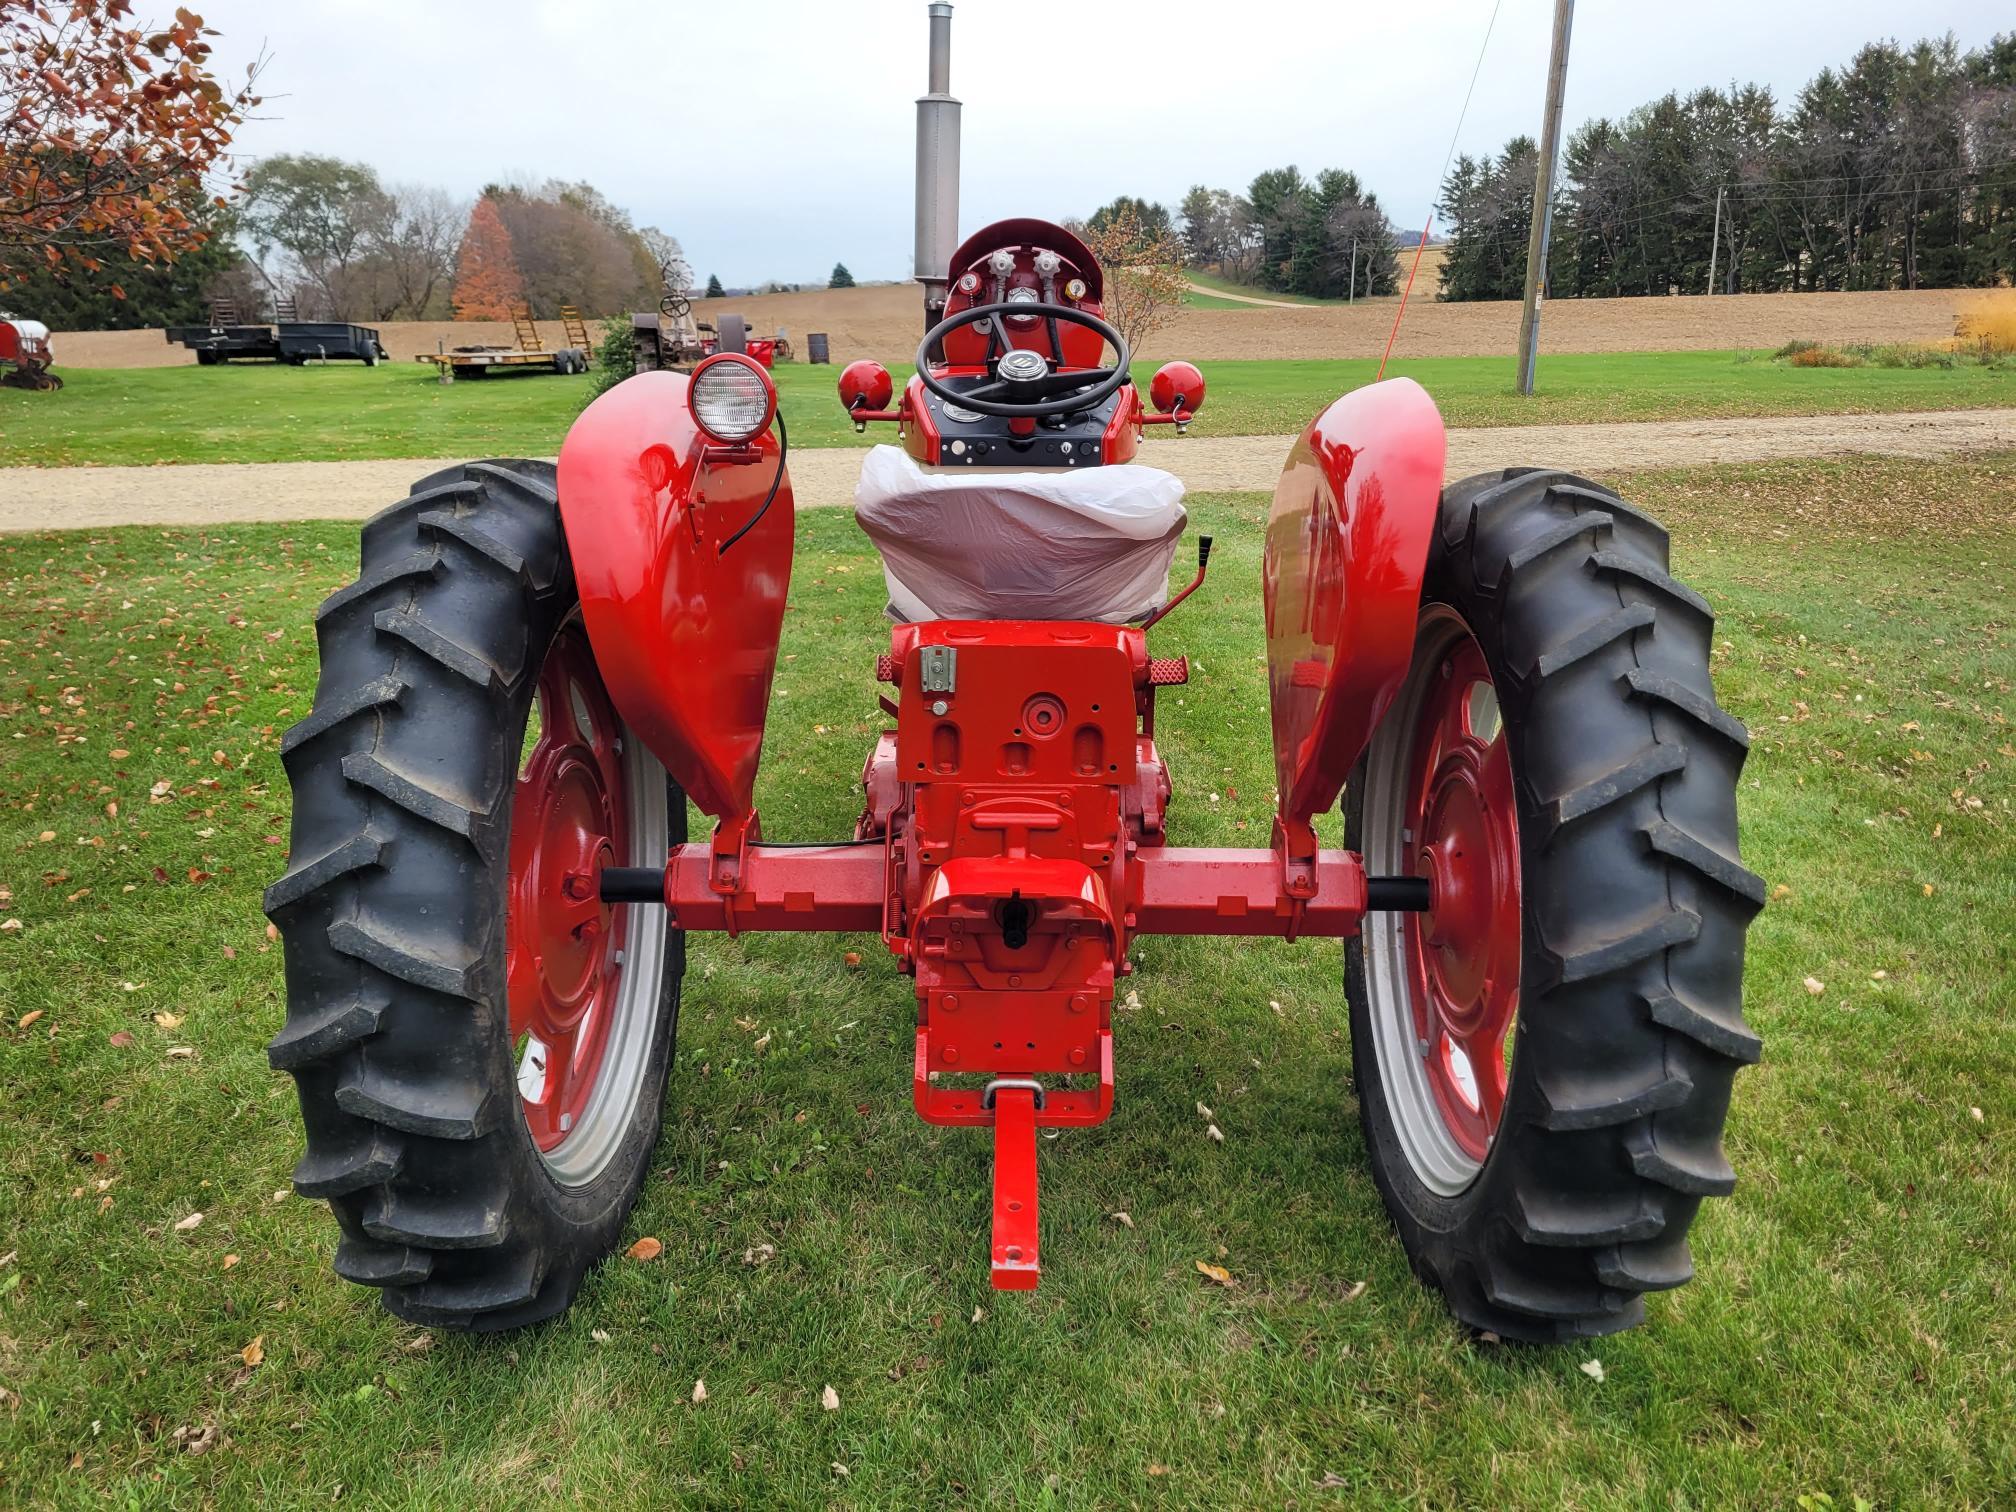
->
xmin=853 ymin=444 xmax=1187 ymax=623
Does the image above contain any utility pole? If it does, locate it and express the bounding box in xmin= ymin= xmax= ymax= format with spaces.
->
xmin=1349 ymin=235 xmax=1358 ymax=303
xmin=1515 ymin=0 xmax=1575 ymax=396
xmin=1706 ymin=183 xmax=1725 ymax=295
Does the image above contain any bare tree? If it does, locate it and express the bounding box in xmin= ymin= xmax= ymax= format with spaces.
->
xmin=375 ymin=185 xmax=467 ymax=319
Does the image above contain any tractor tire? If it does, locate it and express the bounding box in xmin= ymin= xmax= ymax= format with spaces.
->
xmin=265 ymin=460 xmax=686 ymax=1331
xmin=715 ymin=313 xmax=747 ymax=355
xmin=1344 ymin=468 xmax=1762 ymax=1342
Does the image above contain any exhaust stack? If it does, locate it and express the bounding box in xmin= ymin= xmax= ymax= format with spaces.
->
xmin=914 ymin=1 xmax=961 ymax=326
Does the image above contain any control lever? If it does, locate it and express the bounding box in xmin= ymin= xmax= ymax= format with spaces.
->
xmin=1142 ymin=535 xmax=1213 ymax=631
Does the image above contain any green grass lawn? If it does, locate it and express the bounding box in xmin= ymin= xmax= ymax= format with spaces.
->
xmin=4 ymin=352 xmax=2012 ymax=468
xmin=0 ymin=455 xmax=2011 ymax=1505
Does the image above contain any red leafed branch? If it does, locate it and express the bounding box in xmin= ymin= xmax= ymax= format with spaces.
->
xmin=0 ymin=0 xmax=261 ymax=291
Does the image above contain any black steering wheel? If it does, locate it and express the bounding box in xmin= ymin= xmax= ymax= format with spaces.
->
xmin=916 ymin=301 xmax=1131 ymax=419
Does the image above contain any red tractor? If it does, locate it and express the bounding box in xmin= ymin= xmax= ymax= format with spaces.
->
xmin=0 ymin=315 xmax=61 ymax=390
xmin=267 ymin=4 xmax=1759 ymax=1339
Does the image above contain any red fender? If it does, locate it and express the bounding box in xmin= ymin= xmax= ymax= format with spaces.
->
xmin=556 ymin=370 xmax=793 ymax=820
xmin=1264 ymin=377 xmax=1448 ymax=827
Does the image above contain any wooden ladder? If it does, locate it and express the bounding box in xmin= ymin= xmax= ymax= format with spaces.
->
xmin=560 ymin=304 xmax=592 ymax=364
xmin=512 ymin=306 xmax=543 ymax=352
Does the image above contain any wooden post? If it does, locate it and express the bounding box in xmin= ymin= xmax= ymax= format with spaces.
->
xmin=1515 ymin=0 xmax=1575 ymax=396
xmin=1707 ymin=184 xmax=1725 ymax=295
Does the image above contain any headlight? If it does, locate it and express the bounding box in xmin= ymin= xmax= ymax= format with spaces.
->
xmin=687 ymin=353 xmax=776 ymax=444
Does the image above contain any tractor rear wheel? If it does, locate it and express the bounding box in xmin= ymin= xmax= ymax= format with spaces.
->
xmin=266 ymin=460 xmax=685 ymax=1330
xmin=1345 ymin=468 xmax=1762 ymax=1341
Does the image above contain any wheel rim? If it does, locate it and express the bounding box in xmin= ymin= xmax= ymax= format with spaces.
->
xmin=1359 ymin=606 xmax=1522 ymax=1194
xmin=507 ymin=621 xmax=668 ymax=1186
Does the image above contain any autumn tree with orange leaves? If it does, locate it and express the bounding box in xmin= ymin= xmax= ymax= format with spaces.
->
xmin=451 ymin=196 xmax=525 ymax=320
xmin=0 ymin=1 xmax=260 ymax=294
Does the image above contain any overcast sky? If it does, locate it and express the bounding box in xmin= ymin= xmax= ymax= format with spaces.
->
xmin=192 ymin=0 xmax=2011 ymax=286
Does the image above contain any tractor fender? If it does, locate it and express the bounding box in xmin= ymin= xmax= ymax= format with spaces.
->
xmin=1264 ymin=377 xmax=1448 ymax=827
xmin=556 ymin=370 xmax=793 ymax=820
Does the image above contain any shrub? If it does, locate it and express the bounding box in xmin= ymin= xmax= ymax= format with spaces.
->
xmin=584 ymin=315 xmax=633 ymax=405
xmin=1785 ymin=345 xmax=1863 ymax=368
xmin=1772 ymin=339 xmax=1821 ymax=359
xmin=1955 ymin=293 xmax=2016 ymax=356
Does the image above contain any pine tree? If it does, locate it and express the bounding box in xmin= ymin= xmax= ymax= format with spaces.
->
xmin=705 ymin=273 xmax=725 ymax=298
xmin=451 ymin=197 xmax=525 ymax=319
xmin=829 ymin=262 xmax=855 ymax=288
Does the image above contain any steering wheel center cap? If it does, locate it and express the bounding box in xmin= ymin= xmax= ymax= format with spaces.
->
xmin=998 ymin=349 xmax=1050 ymax=383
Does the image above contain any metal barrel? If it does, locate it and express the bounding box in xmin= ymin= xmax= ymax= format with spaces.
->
xmin=807 ymin=332 xmax=831 ymax=364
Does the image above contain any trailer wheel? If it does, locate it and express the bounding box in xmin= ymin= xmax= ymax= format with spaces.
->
xmin=1345 ymin=468 xmax=1762 ymax=1342
xmin=361 ymin=345 xmax=379 ymax=368
xmin=266 ymin=460 xmax=685 ymax=1331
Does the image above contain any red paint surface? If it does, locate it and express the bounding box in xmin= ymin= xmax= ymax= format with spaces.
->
xmin=556 ymin=370 xmax=791 ymax=820
xmin=1264 ymin=377 xmax=1448 ymax=825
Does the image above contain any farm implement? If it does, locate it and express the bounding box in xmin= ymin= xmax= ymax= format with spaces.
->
xmin=267 ymin=3 xmax=1760 ymax=1339
xmin=0 ymin=314 xmax=59 ymax=390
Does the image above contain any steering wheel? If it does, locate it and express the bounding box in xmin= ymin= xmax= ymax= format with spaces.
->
xmin=916 ymin=301 xmax=1131 ymax=419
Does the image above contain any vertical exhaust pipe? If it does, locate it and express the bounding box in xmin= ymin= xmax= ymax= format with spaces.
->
xmin=914 ymin=1 xmax=961 ymax=329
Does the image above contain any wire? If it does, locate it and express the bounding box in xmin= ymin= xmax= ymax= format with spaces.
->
xmin=717 ymin=408 xmax=788 ymax=557
xmin=1378 ymin=0 xmax=1505 ymax=379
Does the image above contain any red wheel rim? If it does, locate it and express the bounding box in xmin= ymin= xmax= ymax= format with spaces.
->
xmin=1399 ymin=619 xmax=1521 ymax=1160
xmin=507 ymin=624 xmax=630 ymax=1154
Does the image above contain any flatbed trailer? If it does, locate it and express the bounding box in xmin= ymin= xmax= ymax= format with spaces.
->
xmin=414 ymin=345 xmax=588 ymax=377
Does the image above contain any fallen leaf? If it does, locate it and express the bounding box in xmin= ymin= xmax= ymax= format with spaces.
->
xmin=1579 ymin=1358 xmax=1606 ymax=1382
xmin=832 ymin=1462 xmax=850 ymax=1479
xmin=692 ymin=1378 xmax=708 ymax=1404
xmin=173 ymin=1212 xmax=203 ymax=1232
xmin=1147 ymin=1464 xmax=1169 ymax=1477
xmin=1206 ymin=1123 xmax=1225 ymax=1144
xmin=1970 ymin=1106 xmax=1985 ymax=1123
xmin=842 ymin=951 xmax=862 ymax=968
xmin=403 ymin=1333 xmax=434 ymax=1354
xmin=821 ymin=1384 xmax=840 ymax=1411
xmin=240 ymin=1336 xmax=264 ymax=1368
xmin=1317 ymin=1473 xmax=1348 ymax=1489
xmin=590 ymin=1328 xmax=612 ymax=1344
xmin=1194 ymin=1260 xmax=1237 ymax=1287
xmin=108 ymin=1031 xmax=134 ymax=1047
xmin=1803 ymin=976 xmax=1826 ymax=996
xmin=971 ymin=1305 xmax=986 ymax=1324
xmin=742 ymin=1242 xmax=776 ymax=1266
xmin=153 ymin=1011 xmax=183 ymax=1030
xmin=1770 ymin=883 xmax=1792 ymax=901
xmin=1196 ymin=1101 xmax=1214 ymax=1120
xmin=1341 ymin=1280 xmax=1368 ymax=1302
xmin=270 ymin=1188 xmax=289 ymax=1203
xmin=1922 ymin=883 xmax=1936 ymax=897
xmin=18 ymin=1010 xmax=43 ymax=1029
xmin=753 ymin=1032 xmax=772 ymax=1054
xmin=1110 ymin=1211 xmax=1135 ymax=1229
xmin=625 ymin=1236 xmax=663 ymax=1262
xmin=222 ymin=1254 xmax=239 ymax=1271
xmin=0 ymin=920 xmax=20 ymax=932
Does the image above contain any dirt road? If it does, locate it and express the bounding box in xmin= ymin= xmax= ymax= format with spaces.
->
xmin=4 ymin=408 xmax=2011 ymax=534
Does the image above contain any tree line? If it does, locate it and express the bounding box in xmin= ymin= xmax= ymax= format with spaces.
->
xmin=1439 ymin=33 xmax=2016 ymax=301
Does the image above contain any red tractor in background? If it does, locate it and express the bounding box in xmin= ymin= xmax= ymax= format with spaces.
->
xmin=0 ymin=315 xmax=60 ymax=390
xmin=267 ymin=3 xmax=1759 ymax=1339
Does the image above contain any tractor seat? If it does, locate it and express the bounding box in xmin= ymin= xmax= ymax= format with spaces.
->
xmin=853 ymin=444 xmax=1187 ymax=623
